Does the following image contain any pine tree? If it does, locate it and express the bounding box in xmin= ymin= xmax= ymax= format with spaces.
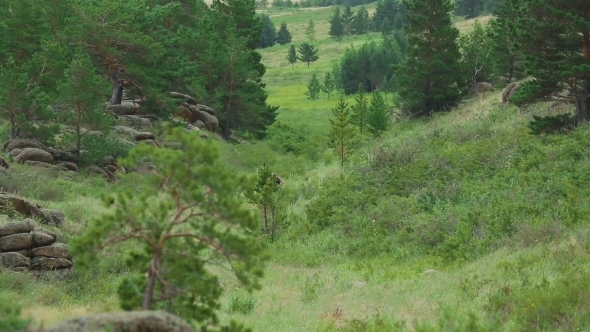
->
xmin=306 ymin=73 xmax=322 ymax=100
xmin=328 ymin=96 xmax=356 ymax=169
xmin=71 ymin=128 xmax=268 ymax=324
xmin=57 ymin=52 xmax=113 ymax=160
xmin=287 ymin=44 xmax=298 ymax=68
xmin=255 ymin=163 xmax=280 ymax=240
xmin=258 ymin=14 xmax=277 ymax=48
xmin=328 ymin=7 xmax=345 ymax=41
xmin=276 ymin=22 xmax=293 ymax=45
xmin=322 ymin=72 xmax=336 ymax=100
xmin=341 ymin=5 xmax=355 ymax=36
xmin=353 ymin=6 xmax=372 ymax=35
xmin=352 ymin=83 xmax=369 ymax=133
xmin=305 ymin=20 xmax=316 ymax=43
xmin=510 ymin=0 xmax=590 ymax=124
xmin=486 ymin=0 xmax=527 ymax=84
xmin=373 ymin=0 xmax=403 ymax=32
xmin=367 ymin=91 xmax=390 ymax=137
xmin=454 ymin=0 xmax=485 ymax=19
xmin=297 ymin=42 xmax=319 ymax=67
xmin=397 ymin=0 xmax=462 ymax=117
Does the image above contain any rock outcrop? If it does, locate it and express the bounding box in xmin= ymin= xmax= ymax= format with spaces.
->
xmin=171 ymin=92 xmax=219 ymax=133
xmin=0 ymin=194 xmax=64 ymax=227
xmin=0 ymin=219 xmax=73 ymax=273
xmin=473 ymin=81 xmax=493 ymax=94
xmin=43 ymin=311 xmax=196 ymax=332
xmin=502 ymin=82 xmax=521 ymax=103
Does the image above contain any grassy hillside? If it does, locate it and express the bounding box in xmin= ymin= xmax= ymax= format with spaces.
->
xmin=2 ymin=4 xmax=589 ymax=332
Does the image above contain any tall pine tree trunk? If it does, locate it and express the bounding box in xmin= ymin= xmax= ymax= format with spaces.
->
xmin=109 ymin=74 xmax=123 ymax=105
xmin=576 ymin=80 xmax=590 ymax=124
xmin=142 ymin=248 xmax=161 ymax=310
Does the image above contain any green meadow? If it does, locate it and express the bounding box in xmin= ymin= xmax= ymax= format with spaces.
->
xmin=2 ymin=4 xmax=589 ymax=332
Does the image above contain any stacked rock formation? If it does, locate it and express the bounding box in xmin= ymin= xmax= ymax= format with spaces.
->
xmin=171 ymin=92 xmax=219 ymax=133
xmin=0 ymin=219 xmax=73 ymax=273
xmin=3 ymin=137 xmax=124 ymax=182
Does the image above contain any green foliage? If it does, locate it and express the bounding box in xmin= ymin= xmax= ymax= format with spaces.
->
xmin=352 ymin=6 xmax=372 ymax=35
xmin=70 ymin=127 xmax=268 ymax=325
xmin=397 ymin=0 xmax=462 ymax=117
xmin=373 ymin=0 xmax=405 ymax=33
xmin=227 ymin=294 xmax=257 ymax=315
xmin=328 ymin=96 xmax=356 ymax=168
xmin=57 ymin=51 xmax=112 ymax=158
xmin=454 ymin=0 xmax=485 ymax=18
xmin=527 ymin=114 xmax=577 ymax=136
xmin=258 ymin=14 xmax=277 ymax=48
xmin=509 ymin=0 xmax=590 ymax=124
xmin=297 ymin=43 xmax=320 ymax=68
xmin=328 ymin=7 xmax=345 ymax=41
xmin=0 ymin=291 xmax=30 ymax=332
xmin=339 ymin=39 xmax=403 ymax=94
xmin=351 ymin=83 xmax=369 ymax=133
xmin=367 ymin=91 xmax=389 ymax=137
xmin=486 ymin=0 xmax=527 ymax=84
xmin=341 ymin=5 xmax=355 ymax=36
xmin=305 ymin=20 xmax=316 ymax=43
xmin=254 ymin=162 xmax=281 ymax=240
xmin=458 ymin=21 xmax=494 ymax=90
xmin=322 ymin=72 xmax=336 ymax=100
xmin=276 ymin=22 xmax=293 ymax=45
xmin=306 ymin=73 xmax=323 ymax=100
xmin=287 ymin=45 xmax=298 ymax=68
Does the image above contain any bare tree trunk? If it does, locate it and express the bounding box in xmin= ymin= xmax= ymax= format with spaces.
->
xmin=577 ymin=81 xmax=590 ymax=125
xmin=143 ymin=249 xmax=161 ymax=310
xmin=109 ymin=74 xmax=123 ymax=105
xmin=263 ymin=205 xmax=268 ymax=232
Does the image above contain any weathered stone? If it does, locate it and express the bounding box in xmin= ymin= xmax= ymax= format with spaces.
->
xmin=138 ymin=139 xmax=159 ymax=148
xmin=502 ymin=82 xmax=518 ymax=103
xmin=14 ymin=148 xmax=54 ymax=164
xmin=24 ymin=160 xmax=60 ymax=170
xmin=193 ymin=120 xmax=206 ymax=129
xmin=9 ymin=266 xmax=30 ymax=273
xmin=135 ymin=132 xmax=156 ymax=141
xmin=187 ymin=105 xmax=218 ymax=132
xmin=116 ymin=115 xmax=147 ymax=130
xmin=170 ymin=91 xmax=197 ymax=105
xmin=162 ymin=141 xmax=182 ymax=150
xmin=34 ymin=227 xmax=57 ymax=239
xmin=32 ymin=231 xmax=56 ymax=247
xmin=106 ymin=103 xmax=142 ymax=116
xmin=102 ymin=168 xmax=119 ymax=183
xmin=98 ymin=156 xmax=117 ymax=167
xmin=8 ymin=148 xmax=22 ymax=158
xmin=44 ymin=311 xmax=197 ymax=332
xmin=4 ymin=138 xmax=47 ymax=153
xmin=0 ymin=157 xmax=8 ymax=168
xmin=114 ymin=125 xmax=140 ymax=137
xmin=58 ymin=161 xmax=79 ymax=172
xmin=0 ymin=219 xmax=36 ymax=237
xmin=31 ymin=257 xmax=72 ymax=270
xmin=473 ymin=81 xmax=493 ymax=93
xmin=87 ymin=165 xmax=112 ymax=182
xmin=32 ymin=243 xmax=70 ymax=259
xmin=0 ymin=233 xmax=33 ymax=251
xmin=0 ymin=252 xmax=31 ymax=268
xmin=40 ymin=209 xmax=65 ymax=227
xmin=0 ymin=194 xmax=43 ymax=219
xmin=197 ymin=104 xmax=216 ymax=115
xmin=507 ymin=83 xmax=520 ymax=100
xmin=105 ymin=165 xmax=117 ymax=173
xmin=47 ymin=148 xmax=78 ymax=163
